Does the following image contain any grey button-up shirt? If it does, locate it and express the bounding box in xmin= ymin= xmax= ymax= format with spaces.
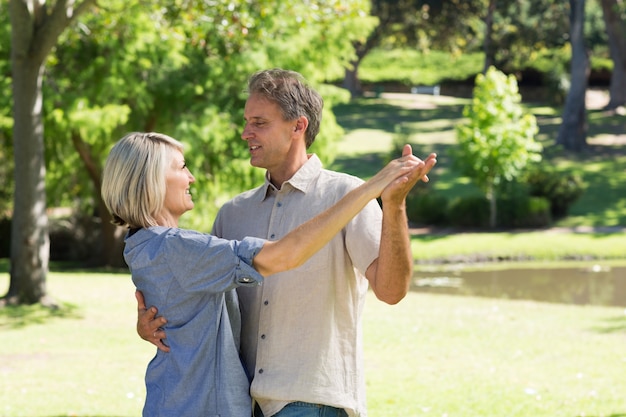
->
xmin=213 ymin=155 xmax=382 ymax=417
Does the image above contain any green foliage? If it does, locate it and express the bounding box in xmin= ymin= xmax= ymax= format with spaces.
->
xmin=447 ymin=195 xmax=490 ymax=228
xmin=497 ymin=195 xmax=552 ymax=228
xmin=527 ymin=167 xmax=587 ymax=220
xmin=356 ymin=48 xmax=483 ymax=85
xmin=27 ymin=0 xmax=375 ymax=228
xmin=454 ymin=67 xmax=542 ymax=200
xmin=406 ymin=186 xmax=449 ymax=226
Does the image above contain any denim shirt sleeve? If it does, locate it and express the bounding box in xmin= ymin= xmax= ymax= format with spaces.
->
xmin=163 ymin=229 xmax=265 ymax=294
xmin=234 ymin=236 xmax=266 ymax=285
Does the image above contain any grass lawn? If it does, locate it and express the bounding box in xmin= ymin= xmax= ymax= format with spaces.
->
xmin=1 ymin=272 xmax=625 ymax=417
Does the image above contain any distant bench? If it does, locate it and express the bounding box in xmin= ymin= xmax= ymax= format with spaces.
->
xmin=411 ymin=85 xmax=441 ymax=96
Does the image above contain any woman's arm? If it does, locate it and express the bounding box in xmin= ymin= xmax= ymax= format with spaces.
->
xmin=252 ymin=145 xmax=435 ymax=277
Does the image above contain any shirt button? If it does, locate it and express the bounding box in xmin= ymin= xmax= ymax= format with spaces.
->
xmin=277 ymin=202 xmax=282 ymax=207
xmin=264 ymin=300 xmax=269 ymax=305
xmin=258 ymin=369 xmax=264 ymax=374
xmin=261 ymin=334 xmax=266 ymax=339
xmin=270 ymin=234 xmax=275 ymax=239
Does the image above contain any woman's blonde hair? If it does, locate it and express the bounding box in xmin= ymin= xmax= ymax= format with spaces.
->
xmin=101 ymin=132 xmax=184 ymax=228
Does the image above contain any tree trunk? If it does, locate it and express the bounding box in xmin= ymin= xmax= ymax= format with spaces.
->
xmin=556 ymin=0 xmax=589 ymax=152
xmin=71 ymin=131 xmax=126 ymax=267
xmin=7 ymin=55 xmax=50 ymax=306
xmin=599 ymin=0 xmax=626 ymax=110
xmin=487 ymin=183 xmax=497 ymax=229
xmin=5 ymin=0 xmax=96 ymax=306
xmin=342 ymin=61 xmax=363 ymax=98
xmin=98 ymin=197 xmax=127 ymax=268
xmin=483 ymin=0 xmax=497 ymax=73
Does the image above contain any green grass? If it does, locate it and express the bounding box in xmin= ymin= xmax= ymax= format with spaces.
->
xmin=1 ymin=272 xmax=625 ymax=417
xmin=364 ymin=292 xmax=626 ymax=417
xmin=0 ymin=272 xmax=152 ymax=417
xmin=410 ymin=231 xmax=626 ymax=264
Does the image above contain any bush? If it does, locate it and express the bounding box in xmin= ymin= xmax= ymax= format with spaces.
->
xmin=49 ymin=214 xmax=101 ymax=263
xmin=448 ymin=195 xmax=490 ymax=228
xmin=527 ymin=168 xmax=586 ymax=219
xmin=406 ymin=187 xmax=449 ymax=226
xmin=497 ymin=195 xmax=552 ymax=228
xmin=525 ymin=197 xmax=552 ymax=227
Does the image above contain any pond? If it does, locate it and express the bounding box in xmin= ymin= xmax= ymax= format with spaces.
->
xmin=412 ymin=264 xmax=626 ymax=307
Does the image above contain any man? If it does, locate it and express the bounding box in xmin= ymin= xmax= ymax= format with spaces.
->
xmin=137 ymin=68 xmax=437 ymax=416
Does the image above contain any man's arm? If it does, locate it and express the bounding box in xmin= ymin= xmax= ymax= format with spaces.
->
xmin=366 ymin=145 xmax=437 ymax=304
xmin=136 ymin=290 xmax=170 ymax=352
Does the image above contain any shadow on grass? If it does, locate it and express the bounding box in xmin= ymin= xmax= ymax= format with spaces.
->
xmin=591 ymin=415 xmax=626 ymax=417
xmin=0 ymin=258 xmax=129 ymax=275
xmin=334 ymin=96 xmax=466 ymax=134
xmin=591 ymin=314 xmax=626 ymax=334
xmin=0 ymin=301 xmax=82 ymax=329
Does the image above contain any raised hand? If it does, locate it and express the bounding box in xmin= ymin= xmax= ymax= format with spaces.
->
xmin=381 ymin=144 xmax=437 ymax=205
xmin=364 ymin=146 xmax=429 ymax=198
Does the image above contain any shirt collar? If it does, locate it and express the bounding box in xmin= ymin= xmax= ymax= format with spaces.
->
xmin=258 ymin=154 xmax=322 ymax=201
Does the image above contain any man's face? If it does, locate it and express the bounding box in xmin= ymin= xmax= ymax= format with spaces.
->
xmin=242 ymin=94 xmax=298 ymax=171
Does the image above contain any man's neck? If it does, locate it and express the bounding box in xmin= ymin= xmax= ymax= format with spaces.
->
xmin=267 ymin=154 xmax=311 ymax=189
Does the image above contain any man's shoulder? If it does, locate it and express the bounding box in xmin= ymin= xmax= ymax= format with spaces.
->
xmin=317 ymin=167 xmax=364 ymax=190
xmin=222 ymin=184 xmax=265 ymax=206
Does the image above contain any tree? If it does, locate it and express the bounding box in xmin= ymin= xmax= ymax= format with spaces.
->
xmin=599 ymin=0 xmax=626 ymax=110
xmin=556 ymin=0 xmax=590 ymax=152
xmin=5 ymin=0 xmax=96 ymax=306
xmin=343 ymin=0 xmax=485 ymax=97
xmin=45 ymin=0 xmax=375 ymax=262
xmin=455 ymin=67 xmax=542 ymax=229
xmin=3 ymin=0 xmax=377 ymax=282
xmin=482 ymin=0 xmax=497 ymax=73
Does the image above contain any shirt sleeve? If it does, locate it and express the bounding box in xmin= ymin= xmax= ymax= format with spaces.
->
xmin=163 ymin=229 xmax=265 ymax=294
xmin=345 ymin=198 xmax=383 ymax=275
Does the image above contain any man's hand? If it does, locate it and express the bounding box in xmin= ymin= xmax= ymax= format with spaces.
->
xmin=136 ymin=290 xmax=170 ymax=352
xmin=381 ymin=144 xmax=437 ymax=205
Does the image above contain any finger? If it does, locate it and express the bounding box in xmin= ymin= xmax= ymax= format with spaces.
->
xmin=402 ymin=144 xmax=412 ymax=158
xmin=419 ymin=155 xmax=437 ymax=183
xmin=155 ymin=341 xmax=171 ymax=353
xmin=152 ymin=332 xmax=171 ymax=353
xmin=135 ymin=290 xmax=146 ymax=310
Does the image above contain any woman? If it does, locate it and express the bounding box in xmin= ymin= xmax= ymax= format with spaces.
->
xmin=101 ymin=131 xmax=426 ymax=417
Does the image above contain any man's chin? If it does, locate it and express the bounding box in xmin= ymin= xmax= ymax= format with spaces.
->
xmin=249 ymin=158 xmax=264 ymax=168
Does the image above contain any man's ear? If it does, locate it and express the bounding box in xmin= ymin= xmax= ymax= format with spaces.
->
xmin=294 ymin=116 xmax=308 ymax=133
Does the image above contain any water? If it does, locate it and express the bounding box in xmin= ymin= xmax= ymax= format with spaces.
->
xmin=412 ymin=264 xmax=626 ymax=307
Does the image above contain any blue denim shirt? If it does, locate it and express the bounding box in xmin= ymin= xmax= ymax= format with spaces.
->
xmin=124 ymin=226 xmax=265 ymax=417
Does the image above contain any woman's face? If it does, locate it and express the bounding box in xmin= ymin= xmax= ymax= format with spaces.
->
xmin=162 ymin=148 xmax=196 ymax=223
